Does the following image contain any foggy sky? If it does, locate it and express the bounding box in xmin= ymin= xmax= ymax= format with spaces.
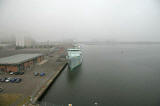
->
xmin=0 ymin=0 xmax=160 ymax=41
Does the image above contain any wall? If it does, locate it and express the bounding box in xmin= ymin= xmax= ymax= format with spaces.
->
xmin=37 ymin=56 xmax=44 ymax=63
xmin=24 ymin=60 xmax=33 ymax=70
xmin=6 ymin=65 xmax=18 ymax=72
xmin=0 ymin=65 xmax=6 ymax=71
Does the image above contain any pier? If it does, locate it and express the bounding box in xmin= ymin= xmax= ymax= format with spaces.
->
xmin=0 ymin=44 xmax=71 ymax=106
xmin=30 ymin=62 xmax=67 ymax=104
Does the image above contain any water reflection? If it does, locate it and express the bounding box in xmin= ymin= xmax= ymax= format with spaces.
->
xmin=66 ymin=66 xmax=82 ymax=83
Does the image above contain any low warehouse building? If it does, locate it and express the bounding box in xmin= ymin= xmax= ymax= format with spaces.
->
xmin=0 ymin=54 xmax=44 ymax=72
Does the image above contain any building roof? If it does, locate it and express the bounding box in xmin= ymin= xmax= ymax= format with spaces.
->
xmin=0 ymin=54 xmax=43 ymax=65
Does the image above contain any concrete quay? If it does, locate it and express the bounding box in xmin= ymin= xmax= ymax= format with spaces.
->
xmin=30 ymin=62 xmax=67 ymax=105
xmin=0 ymin=44 xmax=72 ymax=106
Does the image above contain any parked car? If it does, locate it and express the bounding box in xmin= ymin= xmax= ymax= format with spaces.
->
xmin=34 ymin=72 xmax=39 ymax=76
xmin=5 ymin=78 xmax=11 ymax=82
xmin=9 ymin=72 xmax=14 ymax=75
xmin=0 ymin=77 xmax=6 ymax=82
xmin=40 ymin=73 xmax=45 ymax=76
xmin=15 ymin=72 xmax=23 ymax=75
xmin=10 ymin=78 xmax=16 ymax=83
xmin=19 ymin=72 xmax=24 ymax=75
xmin=14 ymin=72 xmax=19 ymax=75
xmin=15 ymin=78 xmax=21 ymax=83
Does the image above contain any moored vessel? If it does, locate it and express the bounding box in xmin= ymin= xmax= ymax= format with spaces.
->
xmin=66 ymin=47 xmax=82 ymax=70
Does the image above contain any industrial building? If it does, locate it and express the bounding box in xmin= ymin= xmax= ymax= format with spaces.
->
xmin=0 ymin=54 xmax=44 ymax=72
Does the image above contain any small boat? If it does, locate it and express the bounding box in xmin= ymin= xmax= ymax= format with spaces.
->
xmin=66 ymin=47 xmax=82 ymax=70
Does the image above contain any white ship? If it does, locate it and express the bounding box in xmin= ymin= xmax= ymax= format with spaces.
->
xmin=66 ymin=47 xmax=82 ymax=70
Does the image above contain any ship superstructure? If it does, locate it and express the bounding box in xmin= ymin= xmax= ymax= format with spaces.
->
xmin=66 ymin=47 xmax=82 ymax=70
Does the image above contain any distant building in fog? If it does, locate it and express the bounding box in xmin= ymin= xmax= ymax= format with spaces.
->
xmin=16 ymin=36 xmax=35 ymax=47
xmin=36 ymin=40 xmax=55 ymax=47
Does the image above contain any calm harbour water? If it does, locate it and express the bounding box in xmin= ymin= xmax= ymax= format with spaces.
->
xmin=40 ymin=44 xmax=160 ymax=106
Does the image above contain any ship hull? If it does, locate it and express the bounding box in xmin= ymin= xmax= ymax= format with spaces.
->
xmin=68 ymin=55 xmax=82 ymax=70
xmin=67 ymin=47 xmax=82 ymax=71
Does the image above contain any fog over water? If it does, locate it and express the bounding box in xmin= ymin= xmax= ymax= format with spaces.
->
xmin=0 ymin=0 xmax=160 ymax=41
